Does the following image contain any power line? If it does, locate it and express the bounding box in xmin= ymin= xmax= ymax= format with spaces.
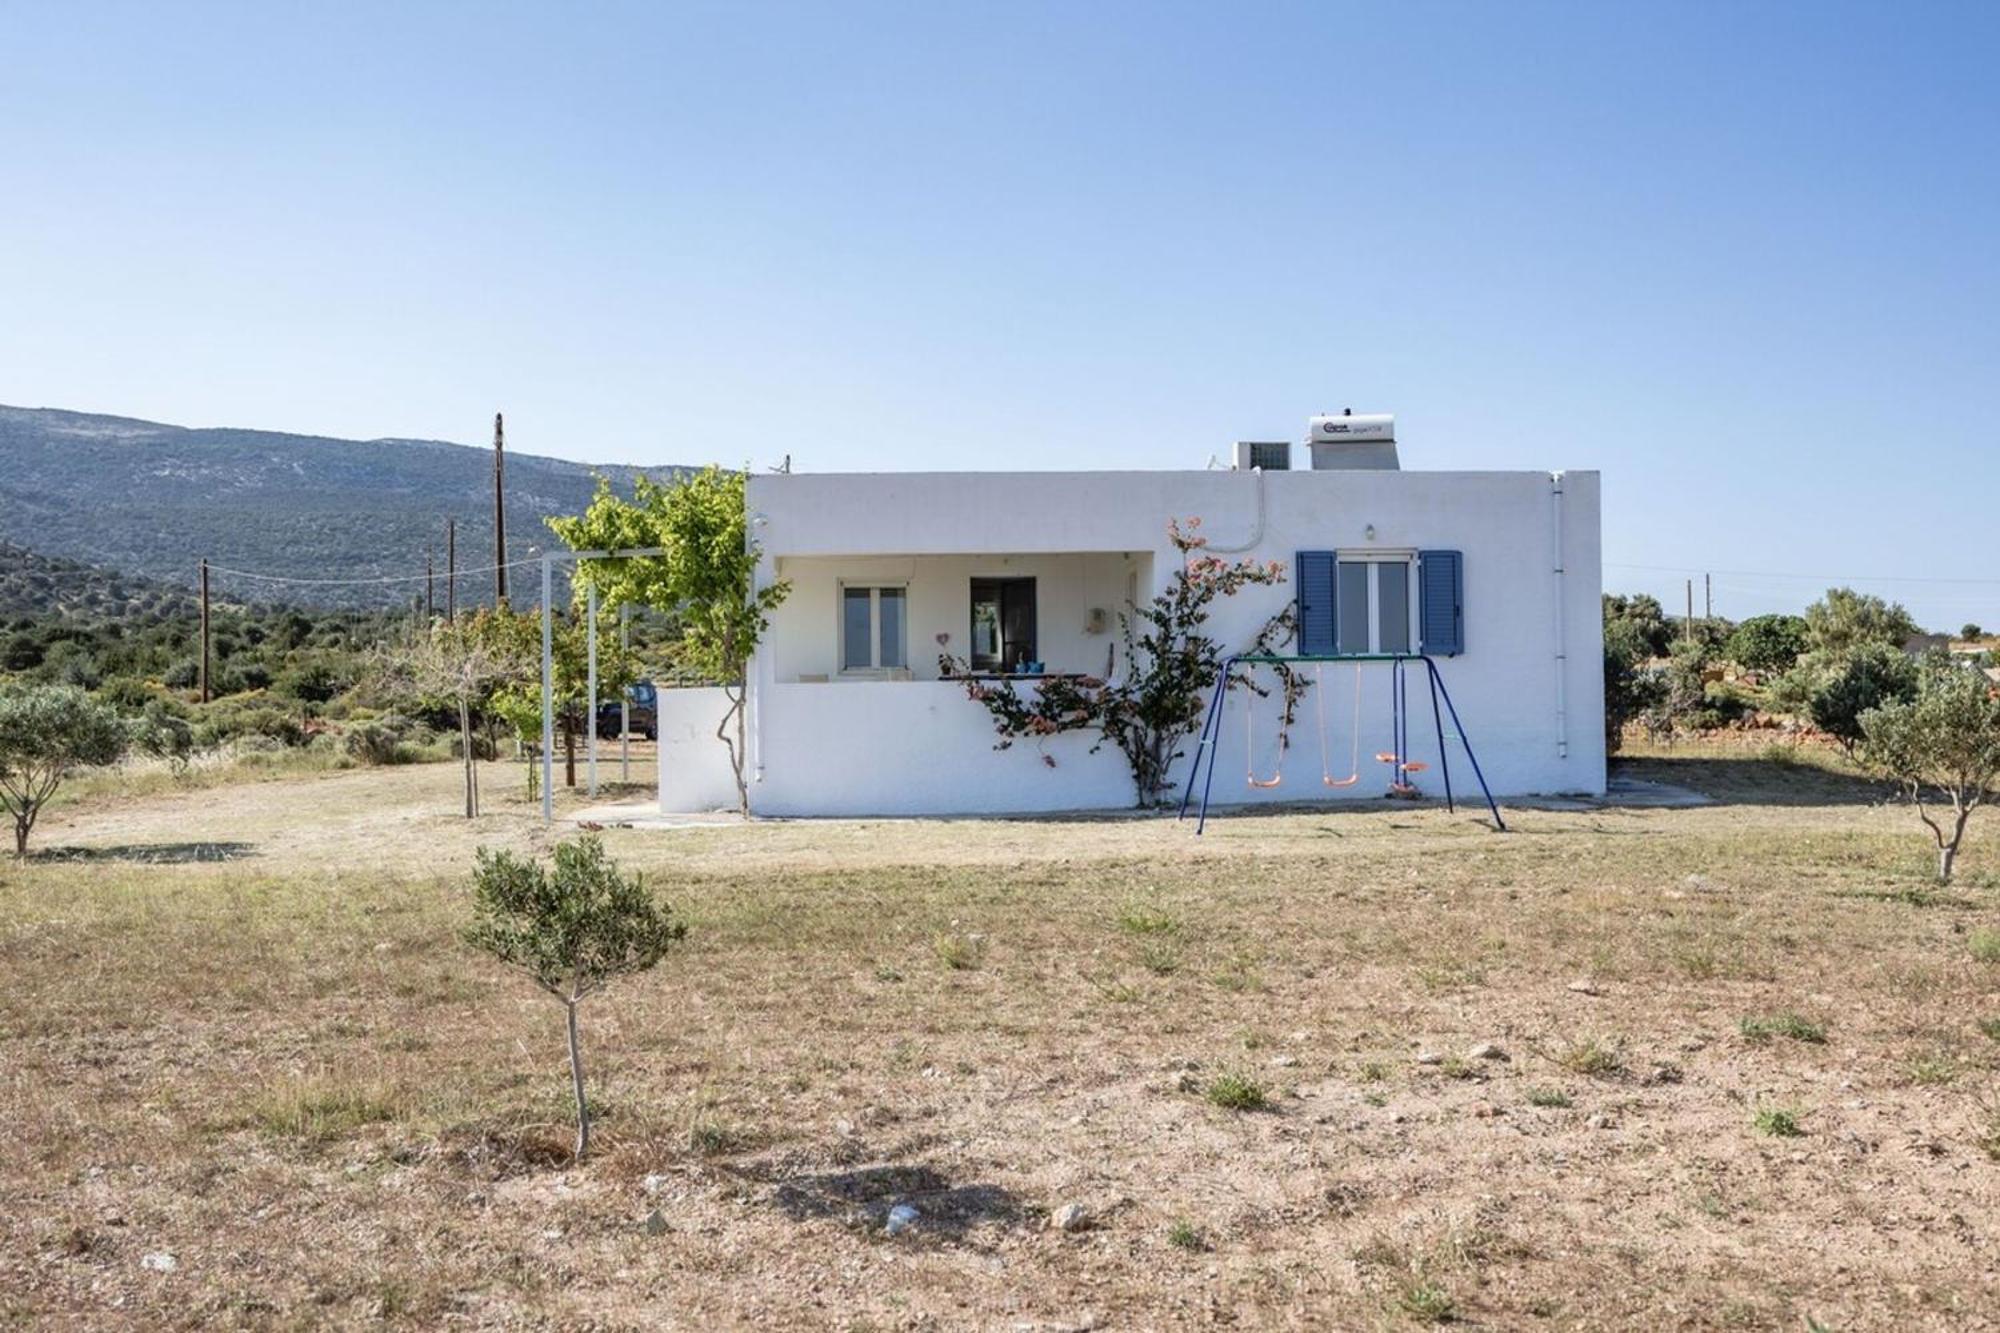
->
xmin=202 ymin=555 xmax=544 ymax=588
xmin=1606 ymin=562 xmax=2000 ymax=588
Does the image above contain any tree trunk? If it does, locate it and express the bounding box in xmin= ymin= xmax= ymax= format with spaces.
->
xmin=563 ymin=714 xmax=577 ymax=788
xmin=459 ymin=697 xmax=477 ymax=818
xmin=565 ymin=996 xmax=590 ymax=1160
xmin=735 ymin=686 xmax=749 ymax=816
xmin=716 ymin=684 xmax=749 ymax=816
xmin=1938 ymin=843 xmax=1956 ymax=884
xmin=13 ymin=813 xmax=28 ymax=859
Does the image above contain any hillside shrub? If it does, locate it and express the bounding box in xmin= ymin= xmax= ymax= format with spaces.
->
xmin=1727 ymin=614 xmax=1808 ymax=674
xmin=1603 ymin=594 xmax=1673 ymax=658
xmin=95 ymin=676 xmax=155 ymax=710
xmin=193 ymin=694 xmax=309 ymax=749
xmin=1603 ymin=618 xmax=1666 ymax=751
xmin=1806 ymin=644 xmax=1919 ymax=752
xmin=1804 ymin=587 xmax=1920 ymax=656
xmin=341 ymin=716 xmax=428 ymax=766
xmin=130 ymin=700 xmax=199 ymax=775
xmin=1638 ymin=640 xmax=1739 ymax=736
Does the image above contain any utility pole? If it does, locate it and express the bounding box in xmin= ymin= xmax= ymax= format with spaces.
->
xmin=445 ymin=517 xmax=457 ymax=620
xmin=493 ymin=413 xmax=508 ymax=608
xmin=426 ymin=552 xmax=435 ymax=619
xmin=199 ymin=558 xmax=211 ymax=704
xmin=1704 ymin=573 xmax=1712 ymax=622
xmin=620 ymin=603 xmax=630 ymax=783
xmin=1685 ymin=579 xmax=1694 ymax=641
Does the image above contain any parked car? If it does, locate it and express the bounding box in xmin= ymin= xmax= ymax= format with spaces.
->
xmin=595 ymin=681 xmax=657 ymax=740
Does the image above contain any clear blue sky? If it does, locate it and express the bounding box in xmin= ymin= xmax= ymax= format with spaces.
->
xmin=3 ymin=2 xmax=1996 ymax=627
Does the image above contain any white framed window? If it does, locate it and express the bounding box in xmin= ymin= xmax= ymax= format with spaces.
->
xmin=840 ymin=583 xmax=908 ymax=673
xmin=1335 ymin=553 xmax=1415 ymax=655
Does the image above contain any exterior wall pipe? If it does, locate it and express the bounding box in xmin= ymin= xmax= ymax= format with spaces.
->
xmin=1550 ymin=471 xmax=1568 ymax=762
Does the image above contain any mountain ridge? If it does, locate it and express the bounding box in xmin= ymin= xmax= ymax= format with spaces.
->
xmin=0 ymin=404 xmax=689 ymax=608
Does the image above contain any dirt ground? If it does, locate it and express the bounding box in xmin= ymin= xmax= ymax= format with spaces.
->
xmin=2 ymin=751 xmax=1997 ymax=1330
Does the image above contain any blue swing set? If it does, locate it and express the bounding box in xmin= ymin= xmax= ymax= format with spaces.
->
xmin=1177 ymin=653 xmax=1506 ymax=835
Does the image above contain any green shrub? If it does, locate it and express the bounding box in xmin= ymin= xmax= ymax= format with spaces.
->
xmin=130 ymin=700 xmax=200 ymax=775
xmin=1603 ymin=621 xmax=1667 ymax=751
xmin=1727 ymin=614 xmax=1809 ymax=674
xmin=1807 ymin=643 xmax=1918 ymax=750
xmin=194 ymin=694 xmax=309 ymax=749
xmin=341 ymin=717 xmax=426 ymax=766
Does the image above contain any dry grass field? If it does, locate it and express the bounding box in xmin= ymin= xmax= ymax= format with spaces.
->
xmin=2 ymin=747 xmax=1998 ymax=1330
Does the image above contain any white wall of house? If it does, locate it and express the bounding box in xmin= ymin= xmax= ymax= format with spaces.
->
xmin=755 ymin=680 xmax=1137 ymax=814
xmin=660 ymin=467 xmax=1604 ymax=818
xmin=655 ymin=686 xmax=742 ymax=812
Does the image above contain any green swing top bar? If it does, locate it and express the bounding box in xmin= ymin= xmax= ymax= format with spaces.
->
xmin=1230 ymin=653 xmax=1432 ymax=665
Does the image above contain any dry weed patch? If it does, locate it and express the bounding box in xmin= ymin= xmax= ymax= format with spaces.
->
xmin=1 ymin=750 xmax=1995 ymax=1326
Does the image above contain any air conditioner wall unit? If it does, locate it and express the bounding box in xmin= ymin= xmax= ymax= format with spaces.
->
xmin=1232 ymin=440 xmax=1291 ymax=471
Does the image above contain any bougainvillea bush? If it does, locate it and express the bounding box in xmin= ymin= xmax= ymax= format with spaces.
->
xmin=952 ymin=518 xmax=1285 ymax=806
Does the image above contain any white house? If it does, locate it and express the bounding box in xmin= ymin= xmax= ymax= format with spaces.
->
xmin=658 ymin=414 xmax=1604 ymax=817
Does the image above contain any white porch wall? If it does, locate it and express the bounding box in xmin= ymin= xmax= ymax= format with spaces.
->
xmin=655 ymin=686 xmax=740 ymax=812
xmin=754 ymin=681 xmax=1134 ymax=816
xmin=732 ymin=468 xmax=1604 ymax=816
xmin=768 ymin=552 xmax=1144 ymax=682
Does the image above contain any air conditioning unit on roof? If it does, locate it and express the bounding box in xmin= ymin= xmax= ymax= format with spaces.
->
xmin=1231 ymin=440 xmax=1291 ymax=471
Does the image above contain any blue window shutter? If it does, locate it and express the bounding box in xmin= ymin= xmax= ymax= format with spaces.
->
xmin=1418 ymin=550 xmax=1464 ymax=656
xmin=1296 ymin=551 xmax=1336 ymax=655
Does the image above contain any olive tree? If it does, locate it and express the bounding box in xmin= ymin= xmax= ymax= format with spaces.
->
xmin=463 ymin=837 xmax=686 ymax=1158
xmin=373 ymin=610 xmax=533 ymax=817
xmin=1804 ymin=587 xmax=1920 ymax=656
xmin=1725 ymin=614 xmax=1808 ymax=675
xmin=0 ymin=684 xmax=128 ymax=856
xmin=1859 ymin=657 xmax=2000 ymax=884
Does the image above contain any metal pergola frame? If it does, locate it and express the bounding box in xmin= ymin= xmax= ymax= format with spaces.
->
xmin=1177 ymin=652 xmax=1506 ymax=835
xmin=538 ymin=548 xmax=664 ymax=823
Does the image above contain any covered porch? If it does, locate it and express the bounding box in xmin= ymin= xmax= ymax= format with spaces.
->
xmin=763 ymin=550 xmax=1153 ymax=685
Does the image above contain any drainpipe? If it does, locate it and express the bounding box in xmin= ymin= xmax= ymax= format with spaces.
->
xmin=750 ymin=647 xmax=764 ymax=784
xmin=1550 ymin=471 xmax=1569 ymax=762
xmin=748 ymin=514 xmax=769 ymax=789
xmin=750 ymin=596 xmax=767 ymax=787
xmin=1205 ymin=467 xmax=1267 ymax=554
